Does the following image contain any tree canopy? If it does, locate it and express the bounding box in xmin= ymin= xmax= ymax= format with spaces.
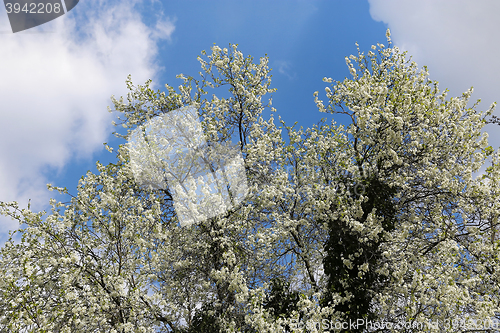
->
xmin=1 ymin=30 xmax=500 ymax=332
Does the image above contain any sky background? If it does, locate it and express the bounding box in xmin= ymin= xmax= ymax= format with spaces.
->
xmin=1 ymin=0 xmax=499 ymax=244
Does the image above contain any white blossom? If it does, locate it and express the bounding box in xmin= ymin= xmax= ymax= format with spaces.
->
xmin=0 ymin=34 xmax=499 ymax=332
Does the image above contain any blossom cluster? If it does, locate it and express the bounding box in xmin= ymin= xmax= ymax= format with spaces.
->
xmin=1 ymin=30 xmax=499 ymax=332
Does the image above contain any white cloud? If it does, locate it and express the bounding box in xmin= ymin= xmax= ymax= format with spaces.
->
xmin=368 ymin=0 xmax=500 ymax=151
xmin=152 ymin=16 xmax=176 ymax=41
xmin=0 ymin=0 xmax=175 ymax=238
xmin=274 ymin=60 xmax=297 ymax=80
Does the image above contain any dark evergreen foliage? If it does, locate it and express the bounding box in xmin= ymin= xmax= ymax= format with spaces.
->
xmin=321 ymin=175 xmax=398 ymax=331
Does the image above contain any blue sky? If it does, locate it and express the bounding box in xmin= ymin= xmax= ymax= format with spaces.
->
xmin=1 ymin=0 xmax=499 ymax=244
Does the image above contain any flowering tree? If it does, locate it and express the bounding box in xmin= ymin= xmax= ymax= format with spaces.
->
xmin=1 ymin=30 xmax=500 ymax=332
xmin=315 ymin=33 xmax=500 ymax=331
